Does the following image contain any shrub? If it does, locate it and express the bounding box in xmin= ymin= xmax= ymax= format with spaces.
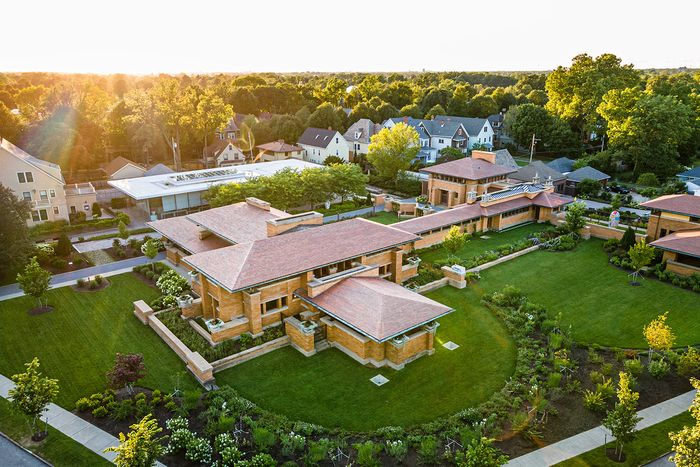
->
xmin=648 ymin=359 xmax=671 ymax=379
xmin=418 ymin=435 xmax=439 ymax=464
xmin=92 ymin=405 xmax=108 ymax=418
xmin=156 ymin=270 xmax=190 ymax=298
xmin=50 ymin=257 xmax=68 ymax=270
xmin=239 ymin=333 xmax=253 ymax=350
xmin=600 ymin=362 xmax=613 ymax=376
xmin=547 ymin=372 xmax=562 ymax=388
xmin=252 ymin=427 xmax=276 ymax=453
xmin=678 ymin=347 xmax=700 ymax=376
xmin=76 ymin=278 xmax=85 ymax=288
xmin=623 ymin=358 xmax=644 ymax=376
xmin=385 ymin=439 xmax=408 ymax=462
xmin=75 ymin=397 xmax=91 ymax=411
xmin=281 ymin=431 xmax=306 ymax=456
xmin=55 ymin=233 xmax=72 ymax=257
xmin=110 ymin=400 xmax=134 ymax=422
xmin=637 ymin=172 xmax=660 ymax=187
xmin=185 ymin=437 xmax=212 ymax=464
xmin=583 ymin=389 xmax=606 ymax=412
xmin=111 ymin=197 xmax=127 ymax=209
xmin=219 ymin=445 xmax=242 ymax=465
xmin=354 ymin=440 xmax=382 ymax=467
xmin=596 ymin=378 xmax=615 ymax=399
xmin=94 ymin=274 xmax=103 ymax=285
xmin=89 ymin=280 xmax=98 ymax=289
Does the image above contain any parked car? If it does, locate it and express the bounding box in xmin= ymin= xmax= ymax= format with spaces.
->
xmin=607 ymin=185 xmax=630 ymax=194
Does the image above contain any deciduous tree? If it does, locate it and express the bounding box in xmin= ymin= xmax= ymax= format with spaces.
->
xmin=16 ymin=257 xmax=51 ymax=308
xmin=0 ymin=184 xmax=33 ymax=282
xmin=670 ymin=378 xmax=700 ymax=467
xmin=367 ymin=123 xmax=419 ymax=183
xmin=443 ymin=226 xmax=468 ymax=260
xmin=643 ymin=312 xmax=676 ymax=356
xmin=602 ymin=372 xmax=641 ymax=460
xmin=107 ymin=353 xmax=147 ymax=392
xmin=9 ymin=358 xmax=59 ymax=440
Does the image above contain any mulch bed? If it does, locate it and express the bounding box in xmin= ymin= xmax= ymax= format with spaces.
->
xmin=28 ymin=306 xmax=54 ymax=316
xmin=497 ymin=345 xmax=692 ymax=458
xmin=105 ymin=246 xmax=143 ymax=261
xmin=71 ymin=278 xmax=111 ymax=292
xmin=131 ymin=271 xmax=158 ymax=288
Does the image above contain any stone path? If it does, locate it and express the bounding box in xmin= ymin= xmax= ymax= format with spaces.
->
xmin=506 ymin=390 xmax=695 ymax=466
xmin=73 ymin=233 xmax=152 ymax=253
xmin=0 ymin=374 xmax=166 ymax=466
xmin=0 ymin=432 xmax=49 ymax=466
xmin=0 ymin=253 xmax=165 ymax=302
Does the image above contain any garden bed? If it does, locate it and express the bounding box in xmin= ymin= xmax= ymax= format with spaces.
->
xmin=72 ymin=276 xmax=110 ymax=292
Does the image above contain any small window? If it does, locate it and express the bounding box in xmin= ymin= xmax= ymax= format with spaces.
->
xmin=31 ymin=211 xmax=40 ymax=222
xmin=483 ymin=127 xmax=487 ymax=133
xmin=439 ymin=139 xmax=444 ymax=143
xmin=49 ymin=189 xmax=56 ymax=198
xmin=53 ymin=206 xmax=59 ymax=215
xmin=25 ymin=172 xmax=33 ymax=183
xmin=17 ymin=172 xmax=26 ymax=183
xmin=335 ymin=137 xmax=339 ymax=143
xmin=39 ymin=209 xmax=48 ymax=221
xmin=70 ymin=206 xmax=77 ymax=214
xmin=22 ymin=191 xmax=31 ymax=201
xmin=40 ymin=190 xmax=48 ymax=201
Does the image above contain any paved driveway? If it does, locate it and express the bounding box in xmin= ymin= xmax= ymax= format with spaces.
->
xmin=0 ymin=433 xmax=48 ymax=466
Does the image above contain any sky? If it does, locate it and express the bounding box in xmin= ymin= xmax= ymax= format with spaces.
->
xmin=3 ymin=0 xmax=699 ymax=74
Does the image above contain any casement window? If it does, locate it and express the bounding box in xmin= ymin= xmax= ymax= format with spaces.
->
xmin=261 ymin=296 xmax=288 ymax=314
xmin=22 ymin=191 xmax=31 ymax=201
xmin=26 ymin=172 xmax=34 ymax=182
xmin=438 ymin=139 xmax=444 ymax=143
xmin=502 ymin=207 xmax=530 ymax=218
xmin=17 ymin=172 xmax=34 ymax=183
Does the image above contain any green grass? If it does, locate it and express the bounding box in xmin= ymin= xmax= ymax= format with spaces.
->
xmin=0 ymin=397 xmax=110 ymax=466
xmin=0 ymin=273 xmax=197 ymax=407
xmin=556 ymin=411 xmax=692 ymax=466
xmin=460 ymin=239 xmax=700 ymax=348
xmin=364 ymin=211 xmax=404 ymax=225
xmin=216 ymin=287 xmax=516 ymax=431
xmin=418 ymin=222 xmax=549 ymax=265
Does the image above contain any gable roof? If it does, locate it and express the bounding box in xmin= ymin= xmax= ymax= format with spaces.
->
xmin=641 ymin=194 xmax=700 ymax=217
xmin=510 ymin=161 xmax=566 ymax=182
xmin=296 ymin=277 xmax=453 ymax=342
xmin=419 ymin=119 xmax=465 ymax=138
xmin=421 ymin=156 xmax=517 ymax=180
xmin=678 ymin=167 xmax=700 ymax=179
xmin=493 ymin=149 xmax=519 ymax=170
xmin=143 ymin=163 xmax=174 ymax=177
xmin=148 ymin=216 xmax=232 ymax=254
xmin=343 ymin=119 xmax=382 ymax=144
xmin=298 ymin=127 xmax=338 ymax=148
xmin=566 ymin=166 xmax=610 ymax=182
xmin=183 ymin=218 xmax=418 ymax=293
xmin=547 ymin=157 xmax=576 ymax=174
xmin=204 ymin=138 xmax=243 ymax=159
xmin=650 ymin=228 xmax=700 ymax=259
xmin=256 ymin=140 xmax=303 ymax=153
xmin=433 ymin=115 xmax=489 ymax=136
xmin=0 ymin=138 xmax=65 ymax=184
xmin=104 ymin=156 xmax=145 ymax=177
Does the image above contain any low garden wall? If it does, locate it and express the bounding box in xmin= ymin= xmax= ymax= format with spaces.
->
xmin=586 ymin=222 xmax=646 ymax=241
xmin=466 ymin=245 xmax=540 ymax=273
xmin=210 ymin=336 xmax=290 ymax=372
xmin=412 ymin=277 xmax=448 ymax=294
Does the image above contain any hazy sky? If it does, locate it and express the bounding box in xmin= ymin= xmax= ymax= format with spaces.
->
xmin=4 ymin=0 xmax=698 ymax=74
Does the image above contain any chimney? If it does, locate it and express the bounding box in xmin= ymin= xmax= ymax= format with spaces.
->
xmin=544 ymin=176 xmax=554 ymax=190
xmin=532 ymin=172 xmax=540 ymax=184
xmin=472 ymin=150 xmax=496 ymax=164
xmin=439 ymin=120 xmax=445 ymax=127
xmin=266 ymin=212 xmax=324 ymax=237
xmin=245 ymin=197 xmax=271 ymax=211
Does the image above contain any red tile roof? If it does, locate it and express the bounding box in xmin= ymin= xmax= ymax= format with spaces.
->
xmin=480 ymin=197 xmax=532 ymax=216
xmin=531 ymin=192 xmax=573 ymax=208
xmin=183 ymin=218 xmax=418 ymax=292
xmin=148 ymin=217 xmax=232 ymax=254
xmin=641 ymin=194 xmax=700 ymax=218
xmin=393 ymin=204 xmax=483 ymax=234
xmin=298 ymin=277 xmax=453 ymax=342
xmin=186 ymin=202 xmax=288 ymax=244
xmin=420 ymin=157 xmax=516 ymax=180
xmin=650 ymin=229 xmax=700 ymax=258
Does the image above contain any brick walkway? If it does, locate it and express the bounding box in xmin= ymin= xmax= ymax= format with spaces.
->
xmin=506 ymin=390 xmax=695 ymax=466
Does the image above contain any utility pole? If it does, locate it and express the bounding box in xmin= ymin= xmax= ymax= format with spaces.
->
xmin=528 ymin=134 xmax=540 ymax=163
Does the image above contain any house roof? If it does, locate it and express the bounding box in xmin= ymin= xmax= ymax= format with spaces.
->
xmin=104 ymin=156 xmax=145 ymax=177
xmin=296 ymin=277 xmax=453 ymax=342
xmin=487 ymin=113 xmax=504 ymax=125
xmin=148 ymin=216 xmax=232 ymax=254
xmin=493 ymin=149 xmax=519 ymax=170
xmin=143 ymin=163 xmax=174 ymax=177
xmin=650 ymin=229 xmax=700 ymax=259
xmin=419 ymin=119 xmax=464 ymax=138
xmin=641 ymin=194 xmax=700 ymax=218
xmin=221 ymin=118 xmax=240 ymax=133
xmin=566 ymin=166 xmax=610 ymax=182
xmin=343 ymin=119 xmax=382 ymax=144
xmin=298 ymin=127 xmax=338 ymax=148
xmin=0 ymin=138 xmax=65 ymax=184
xmin=256 ymin=140 xmax=303 ymax=153
xmin=393 ymin=203 xmax=484 ymax=234
xmin=183 ymin=218 xmax=419 ymax=293
xmin=547 ymin=157 xmax=576 ymax=174
xmin=678 ymin=167 xmax=700 ymax=179
xmin=510 ymin=161 xmax=566 ymax=183
xmin=185 ymin=201 xmax=289 ymax=245
xmin=420 ymin=156 xmax=517 ymax=180
xmin=433 ymin=115 xmax=488 ymax=136
xmin=204 ymin=139 xmax=243 ymax=159
xmin=531 ymin=192 xmax=573 ymax=209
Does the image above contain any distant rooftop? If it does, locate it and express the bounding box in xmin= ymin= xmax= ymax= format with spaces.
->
xmin=641 ymin=194 xmax=700 ymax=218
xmin=108 ymin=159 xmax=322 ymax=200
xmin=421 ymin=156 xmax=516 ymax=180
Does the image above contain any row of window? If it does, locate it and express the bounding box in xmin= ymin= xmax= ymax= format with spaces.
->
xmin=17 ymin=171 xmax=34 ymax=183
xmin=502 ymin=207 xmax=531 ymax=218
xmin=22 ymin=189 xmax=56 ymax=201
xmin=29 ymin=206 xmax=60 ymax=222
xmin=477 ymin=136 xmax=493 ymax=144
xmin=424 ymin=220 xmax=476 ymax=235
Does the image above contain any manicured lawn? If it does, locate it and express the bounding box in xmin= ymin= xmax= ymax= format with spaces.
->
xmin=0 ymin=273 xmax=197 ymax=407
xmin=418 ymin=222 xmax=550 ymax=265
xmin=0 ymin=397 xmax=110 ymax=466
xmin=216 ymin=286 xmax=516 ymax=431
xmin=364 ymin=211 xmax=404 ymax=225
xmin=460 ymin=239 xmax=700 ymax=348
xmin=556 ymin=411 xmax=692 ymax=467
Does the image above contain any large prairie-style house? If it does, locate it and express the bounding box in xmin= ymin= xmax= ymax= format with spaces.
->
xmin=1 ymin=138 xmax=97 ymax=225
xmin=343 ymin=118 xmax=383 ymax=158
xmin=150 ymin=198 xmax=449 ymax=369
xmin=255 ymin=140 xmax=304 ymax=162
xmin=297 ymin=127 xmax=350 ymax=164
xmin=642 ymin=194 xmax=700 ymax=276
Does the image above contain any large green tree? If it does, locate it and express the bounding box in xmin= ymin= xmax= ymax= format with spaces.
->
xmin=0 ymin=184 xmax=33 ymax=282
xmin=307 ymin=103 xmax=344 ymax=131
xmin=195 ymin=87 xmax=232 ymax=167
xmin=367 ymin=123 xmax=419 ymax=182
xmin=16 ymin=257 xmax=52 ymax=308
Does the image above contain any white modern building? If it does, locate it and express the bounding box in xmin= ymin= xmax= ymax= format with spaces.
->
xmin=108 ymin=159 xmax=322 ymax=219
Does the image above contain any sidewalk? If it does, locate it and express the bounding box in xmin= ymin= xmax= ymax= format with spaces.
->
xmin=0 ymin=374 xmax=165 ymax=466
xmin=73 ymin=233 xmax=152 ymax=253
xmin=506 ymin=389 xmax=695 ymax=466
xmin=0 ymin=253 xmax=165 ymax=302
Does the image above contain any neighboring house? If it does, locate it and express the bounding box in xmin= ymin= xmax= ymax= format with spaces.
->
xmin=255 ymin=140 xmax=304 ymax=162
xmin=204 ymin=139 xmax=246 ymax=167
xmin=563 ymin=166 xmax=610 ymax=196
xmin=509 ymin=161 xmax=566 ymax=193
xmin=103 ymin=156 xmax=147 ymax=180
xmin=0 ymin=138 xmax=96 ymax=225
xmin=216 ymin=118 xmax=242 ymax=141
xmin=108 ymin=159 xmax=321 ymax=220
xmin=343 ymin=118 xmax=383 ymax=158
xmin=642 ymin=193 xmax=700 ymax=276
xmin=677 ymin=166 xmax=700 ymax=195
xmin=547 ymin=157 xmax=576 ymax=175
xmin=435 ymin=115 xmax=494 ymax=150
xmin=297 ymin=127 xmax=350 ymax=164
xmin=420 ymin=151 xmax=517 ymax=207
xmin=492 ymin=149 xmax=519 ymax=171
xmin=151 ymin=204 xmax=450 ymax=371
xmin=487 ymin=112 xmax=505 ymax=142
xmin=143 ymin=163 xmax=174 ymax=177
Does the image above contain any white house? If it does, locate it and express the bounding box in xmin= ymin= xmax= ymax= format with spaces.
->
xmin=204 ymin=139 xmax=246 ymax=167
xmin=384 ymin=115 xmax=494 ymax=156
xmin=103 ymin=156 xmax=147 ymax=180
xmin=343 ymin=118 xmax=383 ymax=158
xmin=297 ymin=127 xmax=350 ymax=164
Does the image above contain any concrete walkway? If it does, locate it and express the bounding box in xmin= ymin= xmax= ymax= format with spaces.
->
xmin=0 ymin=253 xmax=166 ymax=301
xmin=506 ymin=390 xmax=695 ymax=466
xmin=73 ymin=233 xmax=152 ymax=253
xmin=0 ymin=374 xmax=166 ymax=466
xmin=582 ymin=199 xmax=650 ymax=217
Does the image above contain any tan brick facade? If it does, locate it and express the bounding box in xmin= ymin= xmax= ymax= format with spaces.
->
xmin=647 ymin=213 xmax=700 ymax=240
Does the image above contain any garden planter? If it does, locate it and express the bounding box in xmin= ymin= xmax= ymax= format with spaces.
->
xmin=205 ymin=318 xmax=223 ymax=331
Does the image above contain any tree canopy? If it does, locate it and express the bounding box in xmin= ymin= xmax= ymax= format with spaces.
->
xmin=366 ymin=123 xmax=419 ymax=182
